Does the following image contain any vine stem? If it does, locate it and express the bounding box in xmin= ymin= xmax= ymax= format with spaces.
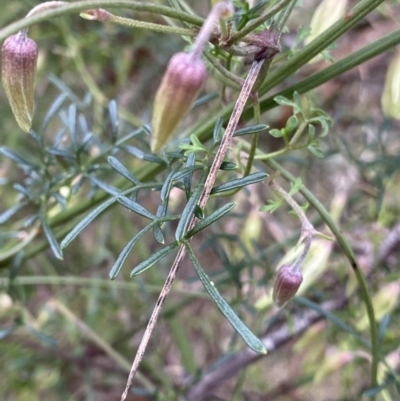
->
xmin=120 ymin=57 xmax=268 ymax=401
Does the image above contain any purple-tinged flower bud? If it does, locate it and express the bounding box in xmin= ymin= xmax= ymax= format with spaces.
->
xmin=2 ymin=31 xmax=38 ymax=132
xmin=272 ymin=264 xmax=303 ymax=307
xmin=151 ymin=52 xmax=207 ymax=153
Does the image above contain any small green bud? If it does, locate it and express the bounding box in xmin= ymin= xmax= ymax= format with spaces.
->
xmin=381 ymin=50 xmax=400 ymax=120
xmin=272 ymin=264 xmax=303 ymax=307
xmin=2 ymin=31 xmax=38 ymax=132
xmin=151 ymin=52 xmax=207 ymax=153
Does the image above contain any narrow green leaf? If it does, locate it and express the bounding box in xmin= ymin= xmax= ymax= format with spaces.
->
xmin=186 ymin=202 xmax=236 ymax=238
xmin=156 ymin=201 xmax=168 ymax=219
xmin=41 ymin=218 xmax=63 ymax=260
xmin=61 ymin=197 xmax=116 ymax=248
xmin=190 ymin=134 xmax=206 ymax=150
xmin=67 ymin=104 xmax=77 ymax=146
xmin=211 ymin=172 xmax=268 ymax=194
xmin=118 ymin=196 xmax=155 ymax=220
xmin=308 ymin=142 xmax=324 ymax=158
xmin=13 ymin=184 xmax=30 ymax=198
xmin=183 ymin=152 xmax=196 ymax=199
xmin=108 ymin=156 xmax=140 ymax=185
xmin=46 ymin=147 xmax=75 ymax=160
xmin=153 ymin=224 xmax=165 ymax=244
xmin=109 ymin=223 xmax=155 ymax=279
xmin=273 ymin=96 xmax=294 ymax=107
xmin=285 ymin=115 xmax=298 ymax=132
xmin=108 ymin=99 xmax=119 ymax=142
xmin=42 ymin=93 xmax=67 ymax=129
xmin=0 ymin=202 xmax=28 ymax=224
xmin=233 ymin=124 xmax=268 ymax=137
xmin=90 ymin=177 xmax=121 ymax=196
xmin=268 ymin=129 xmax=284 ymax=138
xmin=0 ymin=147 xmax=38 ymax=169
xmin=175 ymin=180 xmax=204 ymax=241
xmin=186 ymin=243 xmax=266 ymax=354
xmin=213 ymin=117 xmax=224 ymax=143
xmin=308 ymin=124 xmax=316 ymax=140
xmin=194 ymin=205 xmax=204 ymax=220
xmin=153 ymin=201 xmax=168 ymax=243
xmin=293 ymin=92 xmax=302 ymax=114
xmin=130 ymin=242 xmax=178 ymax=276
xmin=219 ymin=162 xmax=237 ymax=171
xmin=318 ymin=117 xmax=330 ymax=137
xmin=160 ymin=163 xmax=182 ymax=202
xmin=49 ymin=74 xmax=85 ymax=107
xmin=123 ymin=145 xmax=166 ymax=165
xmin=172 ymin=165 xmax=203 ymax=181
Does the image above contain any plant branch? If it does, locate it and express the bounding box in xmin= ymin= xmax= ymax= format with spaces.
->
xmin=120 ymin=55 xmax=272 ymax=401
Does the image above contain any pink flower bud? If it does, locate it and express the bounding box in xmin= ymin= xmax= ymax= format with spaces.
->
xmin=272 ymin=264 xmax=303 ymax=307
xmin=2 ymin=31 xmax=38 ymax=132
xmin=151 ymin=52 xmax=207 ymax=153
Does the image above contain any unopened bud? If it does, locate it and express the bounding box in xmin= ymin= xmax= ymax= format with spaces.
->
xmin=272 ymin=264 xmax=303 ymax=307
xmin=151 ymin=52 xmax=207 ymax=153
xmin=381 ymin=50 xmax=400 ymax=120
xmin=2 ymin=31 xmax=38 ymax=132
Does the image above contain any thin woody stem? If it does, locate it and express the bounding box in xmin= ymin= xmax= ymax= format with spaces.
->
xmin=120 ymin=57 xmax=268 ymax=400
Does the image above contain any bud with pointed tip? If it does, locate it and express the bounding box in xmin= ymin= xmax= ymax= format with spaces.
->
xmin=151 ymin=52 xmax=207 ymax=153
xmin=272 ymin=264 xmax=303 ymax=307
xmin=2 ymin=31 xmax=38 ymax=132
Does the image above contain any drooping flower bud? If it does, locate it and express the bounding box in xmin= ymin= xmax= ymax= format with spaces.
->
xmin=2 ymin=31 xmax=38 ymax=132
xmin=272 ymin=264 xmax=303 ymax=307
xmin=381 ymin=50 xmax=400 ymax=120
xmin=151 ymin=52 xmax=207 ymax=153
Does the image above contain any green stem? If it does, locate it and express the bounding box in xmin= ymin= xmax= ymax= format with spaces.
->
xmin=107 ymin=13 xmax=197 ymax=36
xmin=0 ymin=0 xmax=204 ymax=42
xmin=265 ymin=158 xmax=379 ymax=392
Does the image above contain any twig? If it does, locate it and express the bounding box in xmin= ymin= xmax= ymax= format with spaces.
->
xmin=120 ymin=44 xmax=279 ymax=401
